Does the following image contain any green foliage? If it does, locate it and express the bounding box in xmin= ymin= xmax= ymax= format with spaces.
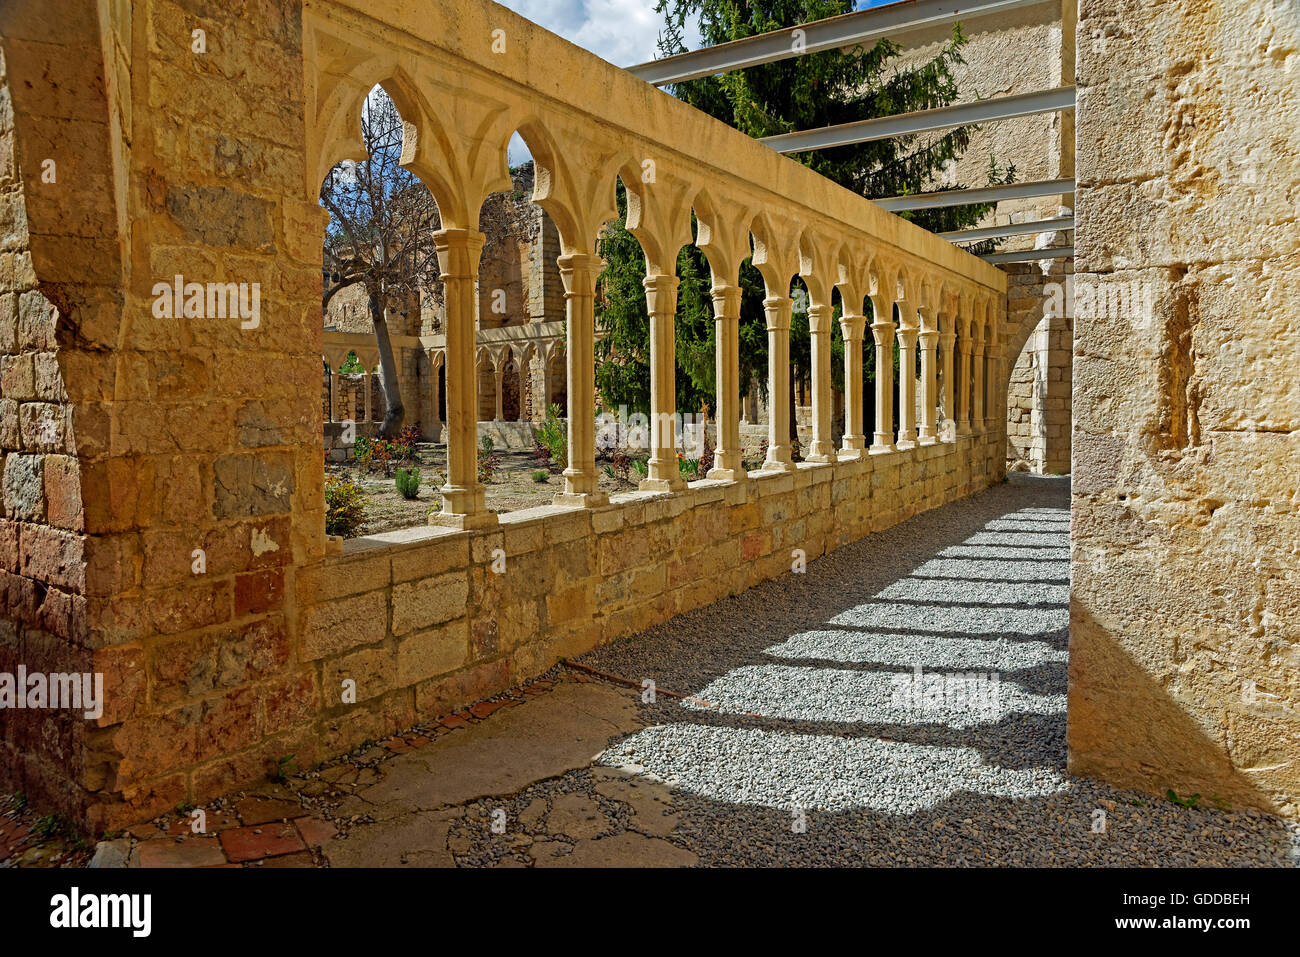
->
xmin=33 ymin=814 xmax=63 ymax=838
xmin=395 ymin=466 xmax=422 ymax=499
xmin=631 ymin=457 xmax=649 ymax=481
xmin=532 ymin=469 xmax=550 ymax=483
xmin=478 ymin=434 xmax=502 ymax=484
xmin=353 ymin=426 xmax=419 ymax=476
xmin=325 ymin=473 xmax=368 ymax=537
xmin=678 ymin=453 xmax=702 ymax=481
xmin=1167 ymin=789 xmax=1201 ymax=809
xmin=268 ymin=754 xmax=297 ymax=783
xmin=337 ymin=350 xmax=364 ymax=374
xmin=532 ymin=404 xmax=567 ymax=469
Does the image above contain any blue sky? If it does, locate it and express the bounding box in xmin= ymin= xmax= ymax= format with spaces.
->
xmin=496 ymin=0 xmax=698 ymax=67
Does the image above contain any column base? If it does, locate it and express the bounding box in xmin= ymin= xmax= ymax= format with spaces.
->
xmin=957 ymin=424 xmax=973 ymax=438
xmin=760 ymin=457 xmax=796 ymax=473
xmin=918 ymin=435 xmax=938 ymax=447
xmin=895 ymin=437 xmax=918 ymax=451
xmin=869 ymin=442 xmax=896 ymax=456
xmin=836 ymin=448 xmax=865 ymax=462
xmin=553 ymin=491 xmax=609 ymax=508
xmin=805 ymin=439 xmax=836 ymax=463
xmin=705 ymin=466 xmax=746 ymax=483
xmin=639 ymin=476 xmax=686 ymax=492
xmin=429 ymin=509 xmax=498 ymax=530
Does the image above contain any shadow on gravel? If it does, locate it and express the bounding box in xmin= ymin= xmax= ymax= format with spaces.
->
xmin=572 ymin=473 xmax=1299 ymax=866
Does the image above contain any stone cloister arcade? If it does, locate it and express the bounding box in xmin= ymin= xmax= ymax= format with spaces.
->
xmin=1 ymin=0 xmax=1294 ymax=832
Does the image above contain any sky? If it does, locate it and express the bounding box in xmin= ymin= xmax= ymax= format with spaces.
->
xmin=497 ymin=0 xmax=704 ymax=164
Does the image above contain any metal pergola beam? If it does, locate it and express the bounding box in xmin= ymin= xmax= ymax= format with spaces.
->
xmin=759 ymin=87 xmax=1074 ymax=154
xmin=939 ymin=216 xmax=1074 ymax=242
xmin=979 ymin=246 xmax=1075 ymax=264
xmin=626 ymin=0 xmax=1052 ymax=86
xmin=874 ymin=177 xmax=1075 ymax=211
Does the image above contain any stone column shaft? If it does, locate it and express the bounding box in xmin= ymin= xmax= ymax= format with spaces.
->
xmin=957 ymin=342 xmax=973 ymax=437
xmin=895 ymin=309 xmax=919 ymax=449
xmin=707 ymin=284 xmax=745 ymax=481
xmin=918 ymin=328 xmax=939 ymax=445
xmin=840 ymin=314 xmax=866 ymax=458
xmin=869 ymin=309 xmax=896 ymax=453
xmin=762 ymin=295 xmax=795 ymax=471
xmin=806 ymin=303 xmax=835 ymax=463
xmin=431 ymin=227 xmax=496 ymax=529
xmin=973 ymin=329 xmax=987 ymax=431
xmin=641 ymin=273 xmax=685 ymax=491
xmin=939 ymin=330 xmax=956 ymax=440
xmin=556 ymin=253 xmax=607 ymax=506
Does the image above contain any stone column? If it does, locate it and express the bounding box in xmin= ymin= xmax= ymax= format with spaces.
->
xmin=918 ymin=328 xmax=939 ymax=445
xmin=517 ymin=359 xmax=529 ymax=423
xmin=363 ymin=371 xmax=372 ymax=424
xmin=707 ymin=284 xmax=744 ymax=481
xmin=869 ymin=306 xmax=895 ymax=453
xmin=763 ymin=295 xmax=795 ymax=471
xmin=895 ymin=308 xmax=919 ymax=449
xmin=956 ymin=330 xmax=973 ymax=437
xmin=939 ymin=328 xmax=956 ymax=441
xmin=839 ymin=312 xmax=866 ymax=459
xmin=492 ymin=362 xmax=505 ymax=422
xmin=555 ymin=253 xmax=608 ymax=507
xmin=806 ymin=302 xmax=835 ymax=463
xmin=538 ymin=346 xmax=556 ymax=420
xmin=641 ymin=273 xmax=685 ymax=491
xmin=427 ymin=353 xmax=444 ymax=439
xmin=431 ymin=227 xmax=496 ymax=529
xmin=329 ymin=372 xmax=340 ymax=423
xmin=972 ymin=321 xmax=987 ymax=432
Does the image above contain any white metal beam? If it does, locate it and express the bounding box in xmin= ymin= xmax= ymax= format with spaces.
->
xmin=759 ymin=87 xmax=1074 ymax=154
xmin=939 ymin=216 xmax=1074 ymax=242
xmin=626 ymin=0 xmax=1053 ymax=86
xmin=979 ymin=246 xmax=1075 ymax=264
xmin=874 ymin=177 xmax=1075 ymax=211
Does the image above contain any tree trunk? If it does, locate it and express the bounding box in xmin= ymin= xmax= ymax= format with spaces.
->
xmin=369 ymin=288 xmax=406 ymax=439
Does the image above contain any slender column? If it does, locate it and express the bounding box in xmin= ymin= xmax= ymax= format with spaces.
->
xmin=956 ymin=330 xmax=973 ymax=437
xmin=895 ymin=302 xmax=919 ymax=449
xmin=839 ymin=312 xmax=866 ymax=459
xmin=538 ymin=348 xmax=555 ymax=419
xmin=762 ymin=295 xmax=795 ymax=471
xmin=972 ymin=321 xmax=987 ymax=432
xmin=517 ymin=361 xmax=528 ymax=423
xmin=492 ymin=363 xmax=505 ymax=421
xmin=706 ymin=284 xmax=745 ymax=481
xmin=806 ymin=302 xmax=835 ymax=463
xmin=329 ymin=372 xmax=340 ymax=423
xmin=430 ymin=227 xmax=496 ymax=529
xmin=984 ymin=306 xmax=1001 ymax=430
xmin=363 ymin=371 xmax=373 ymax=423
xmin=939 ymin=328 xmax=956 ymax=441
xmin=555 ymin=253 xmax=608 ymax=506
xmin=869 ymin=303 xmax=895 ymax=453
xmin=918 ymin=328 xmax=939 ymax=445
xmin=641 ymin=273 xmax=685 ymax=491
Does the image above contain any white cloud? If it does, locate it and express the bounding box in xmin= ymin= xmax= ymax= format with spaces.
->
xmin=496 ymin=0 xmax=697 ymax=66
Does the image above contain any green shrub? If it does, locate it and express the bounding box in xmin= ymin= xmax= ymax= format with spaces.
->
xmin=532 ymin=469 xmax=549 ymax=483
xmin=477 ymin=434 xmax=502 ymax=484
xmin=532 ymin=404 xmax=567 ymax=470
xmin=325 ymin=473 xmax=368 ymax=537
xmin=395 ymin=466 xmax=422 ymax=500
xmin=631 ymin=457 xmax=649 ymax=481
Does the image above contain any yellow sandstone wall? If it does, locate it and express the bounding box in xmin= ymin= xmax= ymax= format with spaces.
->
xmin=1069 ymin=0 xmax=1300 ymax=817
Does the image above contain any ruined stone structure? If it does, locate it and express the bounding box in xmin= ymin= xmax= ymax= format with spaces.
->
xmin=0 ymin=0 xmax=1294 ymax=833
xmin=322 ymin=162 xmax=567 ymax=446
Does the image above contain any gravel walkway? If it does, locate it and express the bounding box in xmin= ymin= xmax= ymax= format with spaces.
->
xmin=566 ymin=472 xmax=1300 ymax=866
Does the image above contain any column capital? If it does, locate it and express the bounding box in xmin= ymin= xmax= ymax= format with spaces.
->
xmin=710 ymin=284 xmax=742 ymax=318
xmin=870 ymin=318 xmax=896 ymax=347
xmin=557 ymin=251 xmax=603 ymax=289
xmin=433 ymin=227 xmax=486 ymax=278
xmin=918 ymin=329 xmax=939 ymax=346
xmin=763 ymin=295 xmax=792 ymax=333
xmin=839 ymin=314 xmax=866 ymax=341
xmin=807 ymin=302 xmax=834 ymax=335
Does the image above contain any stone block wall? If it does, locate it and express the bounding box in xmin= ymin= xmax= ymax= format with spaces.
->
xmin=1070 ymin=0 xmax=1300 ymax=817
xmin=1005 ymin=257 xmax=1072 ymax=473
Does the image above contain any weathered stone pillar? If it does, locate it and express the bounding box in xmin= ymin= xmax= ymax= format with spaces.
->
xmin=956 ymin=327 xmax=973 ymax=438
xmin=939 ymin=327 xmax=956 ymax=441
xmin=806 ymin=302 xmax=835 ymax=462
xmin=869 ymin=304 xmax=896 ymax=453
xmin=972 ymin=319 xmax=987 ymax=432
xmin=492 ymin=362 xmax=505 ymax=422
xmin=839 ymin=312 xmax=866 ymax=458
xmin=895 ymin=307 xmax=919 ymax=449
xmin=363 ymin=370 xmax=373 ymax=423
xmin=918 ymin=328 xmax=939 ymax=445
xmin=762 ymin=295 xmax=795 ymax=471
xmin=431 ymin=227 xmax=496 ymax=529
xmin=427 ymin=352 xmax=444 ymax=438
xmin=555 ymin=252 xmax=608 ymax=507
xmin=538 ymin=345 xmax=556 ymax=419
xmin=641 ymin=272 xmax=685 ymax=491
xmin=707 ymin=284 xmax=745 ymax=481
xmin=329 ymin=372 xmax=340 ymax=422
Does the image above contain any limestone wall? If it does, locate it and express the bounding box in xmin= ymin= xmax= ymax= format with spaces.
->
xmin=1004 ymin=258 xmax=1072 ymax=473
xmin=1070 ymin=0 xmax=1300 ymax=817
